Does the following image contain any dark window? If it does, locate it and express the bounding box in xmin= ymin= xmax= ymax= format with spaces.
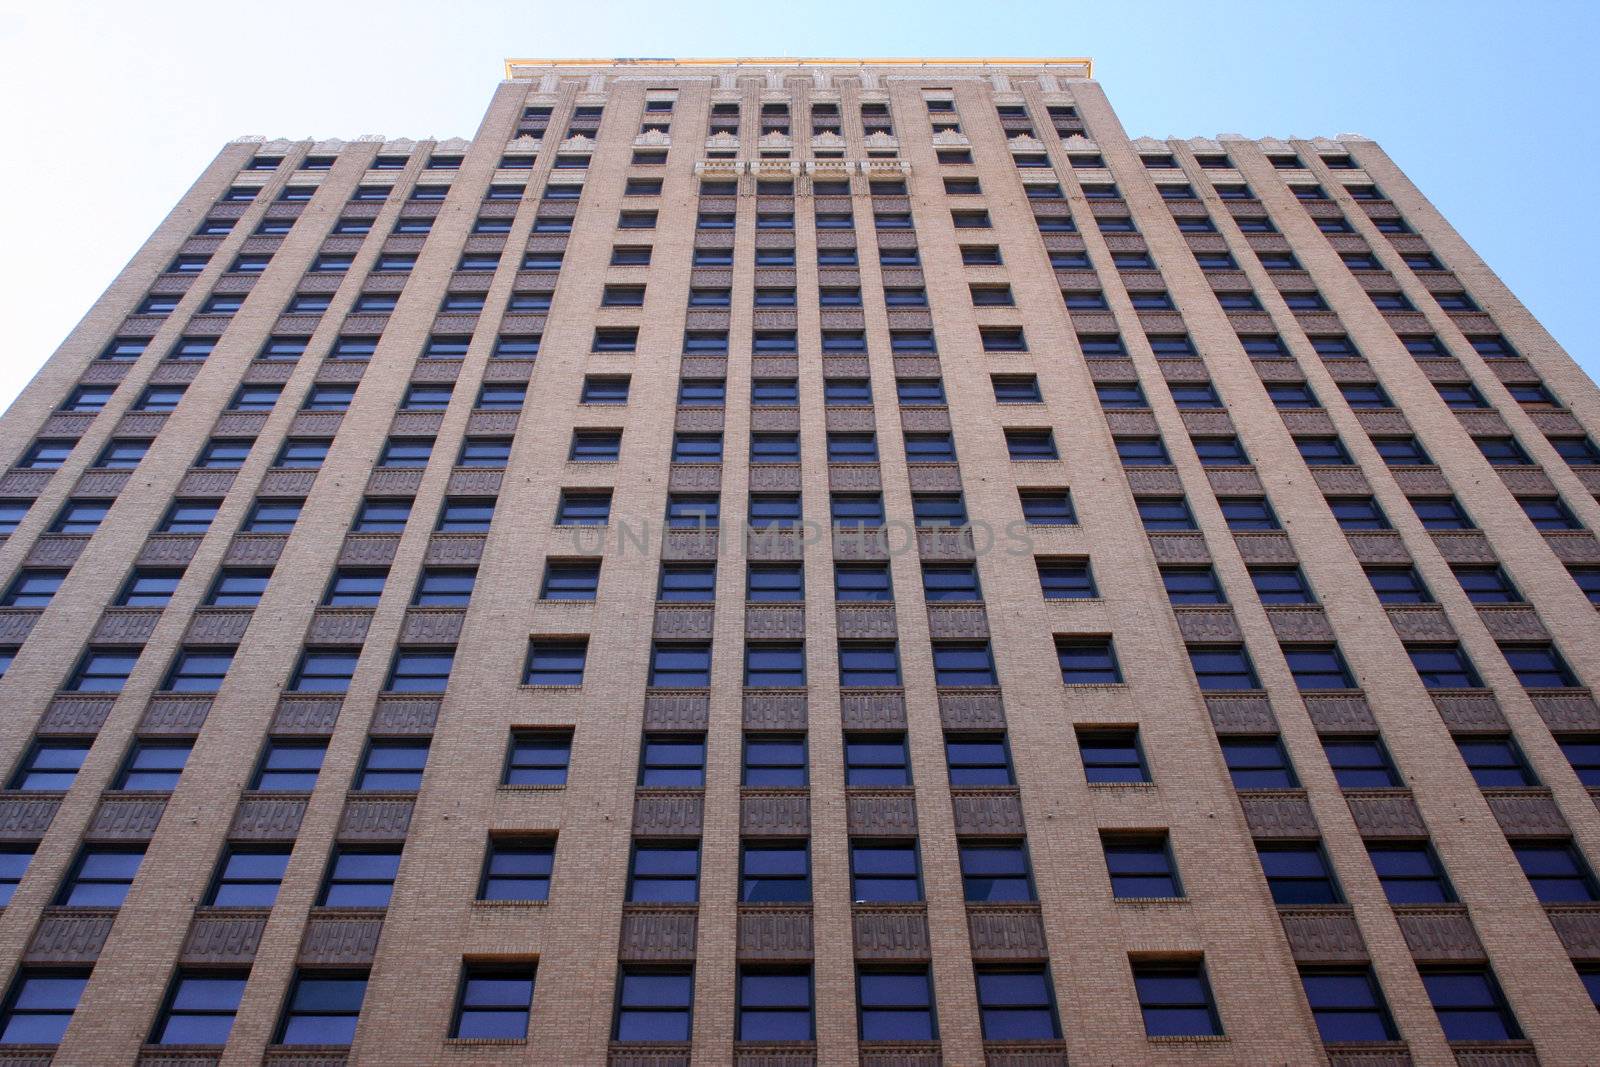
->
xmin=51 ymin=500 xmax=110 ymax=534
xmin=68 ymin=649 xmax=139 ymax=692
xmin=648 ymin=642 xmax=711 ymax=687
xmin=745 ymin=643 xmax=805 ymax=686
xmin=857 ymin=967 xmax=936 ymax=1041
xmin=10 ymin=741 xmax=90 ymax=790
xmin=1514 ymin=843 xmax=1599 ymax=903
xmin=1284 ymin=645 xmax=1354 ymax=690
xmin=1104 ymin=835 xmax=1180 ymax=898
xmin=838 ymin=643 xmax=902 ymax=686
xmin=991 ymin=375 xmax=1041 ymax=405
xmin=1115 ymin=437 xmax=1170 ymax=467
xmin=320 ymin=848 xmax=400 ymax=907
xmin=1079 ymin=729 xmax=1150 ymax=783
xmin=666 ymin=495 xmax=719 ymax=529
xmin=1502 ymin=643 xmax=1578 ymax=687
xmin=357 ymin=740 xmax=429 ymax=790
xmin=504 ymin=732 xmax=571 ymax=787
xmin=386 ymin=649 xmax=453 ymax=694
xmin=1520 ymin=497 xmax=1581 ymax=530
xmin=1139 ymin=497 xmax=1196 ymax=531
xmin=738 ymin=967 xmax=813 ymax=1041
xmin=1456 ymin=737 xmax=1536 ymax=787
xmin=1252 ymin=567 xmax=1316 ymax=605
xmin=353 ymin=499 xmax=410 ymax=532
xmin=276 ymin=973 xmax=368 ymax=1045
xmin=554 ymin=492 xmax=608 ymax=527
xmin=323 ymin=569 xmax=386 ymax=607
xmin=743 ymin=735 xmax=806 ymax=788
xmin=1340 ymin=383 xmax=1392 ymax=409
xmin=1020 ymin=490 xmax=1076 ymax=525
xmin=472 ymin=841 xmax=539 ymax=904
xmin=0 ymin=971 xmax=89 ymax=1045
xmin=1134 ymin=962 xmax=1223 ymax=1037
xmin=1005 ymin=428 xmax=1057 ymax=459
xmin=164 ymin=648 xmax=234 ymax=693
xmin=1296 ymin=437 xmax=1353 ymax=466
xmin=976 ymin=967 xmax=1061 ymax=1040
xmin=946 ymin=734 xmax=1015 ymax=786
xmin=58 ymin=847 xmax=144 ymax=906
xmin=1412 ymin=497 xmax=1474 ymax=530
xmin=845 ymin=734 xmax=909 ymax=788
xmin=452 ymin=964 xmax=535 ymax=1039
xmin=742 ymin=844 xmax=810 ymax=904
xmin=851 ymin=842 xmax=922 ymax=903
xmin=1259 ymin=844 xmax=1341 ymax=905
xmin=1192 ymin=436 xmax=1249 ymax=466
xmin=961 ymin=842 xmax=1034 ymax=902
xmin=116 ymin=741 xmax=191 ymax=790
xmin=571 ymin=430 xmax=622 ymax=461
xmin=1221 ymin=737 xmax=1297 ymax=788
xmin=835 ymin=563 xmax=893 ymax=602
xmin=1162 ymin=567 xmax=1226 ymax=605
xmin=207 ymin=847 xmax=290 ymax=907
xmin=1301 ymin=969 xmax=1397 ymax=1043
xmin=524 ymin=640 xmax=588 ymax=685
xmin=747 ymin=563 xmax=802 ymax=602
xmin=252 ymin=741 xmax=326 ymax=791
xmin=1 ymin=570 xmax=64 ymax=607
xmin=1095 ymin=382 xmax=1147 ymax=409
xmin=540 ymin=559 xmax=600 ymax=601
xmin=1368 ymin=843 xmax=1455 ymax=904
xmin=1475 ymin=436 xmax=1532 ymax=466
xmin=1037 ymin=558 xmax=1095 ymax=599
xmin=1421 ymin=968 xmax=1522 ymax=1042
xmin=1408 ymin=644 xmax=1482 ymax=688
xmin=1323 ymin=738 xmax=1402 ymax=788
xmin=1453 ymin=565 xmax=1520 ymax=604
xmin=1559 ymin=737 xmax=1600 ymax=787
xmin=627 ymin=845 xmax=700 ymax=905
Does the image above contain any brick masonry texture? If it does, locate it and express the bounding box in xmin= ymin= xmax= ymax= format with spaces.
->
xmin=0 ymin=57 xmax=1595 ymax=1066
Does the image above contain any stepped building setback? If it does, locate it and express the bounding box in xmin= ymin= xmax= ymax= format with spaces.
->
xmin=0 ymin=56 xmax=1597 ymax=1066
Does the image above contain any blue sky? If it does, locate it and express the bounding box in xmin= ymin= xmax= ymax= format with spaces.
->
xmin=1 ymin=0 xmax=1595 ymax=407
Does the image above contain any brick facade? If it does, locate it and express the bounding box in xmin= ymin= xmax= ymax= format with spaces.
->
xmin=0 ymin=57 xmax=1594 ymax=1066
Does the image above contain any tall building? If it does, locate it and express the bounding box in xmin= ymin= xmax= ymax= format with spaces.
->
xmin=0 ymin=54 xmax=1597 ymax=1066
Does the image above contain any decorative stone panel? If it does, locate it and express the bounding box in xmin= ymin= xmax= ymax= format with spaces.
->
xmin=654 ymin=605 xmax=714 ymax=640
xmin=644 ymin=690 xmax=710 ymax=731
xmin=1484 ymin=790 xmax=1568 ymax=837
xmin=24 ymin=908 xmax=118 ymax=964
xmin=950 ymin=791 xmax=1025 ymax=835
xmin=0 ymin=794 xmax=61 ymax=840
xmin=1302 ymin=692 xmax=1378 ymax=734
xmin=337 ymin=797 xmax=415 ymax=842
xmin=938 ymin=689 xmax=1005 ymax=730
xmin=1205 ymin=692 xmax=1277 ymax=733
xmin=632 ymin=792 xmax=703 ymax=836
xmin=299 ymin=911 xmax=385 ymax=966
xmin=1393 ymin=905 xmax=1485 ymax=963
xmin=425 ymin=533 xmax=486 ymax=565
xmin=1529 ymin=689 xmax=1600 ymax=732
xmin=841 ymin=689 xmax=908 ymax=730
xmin=370 ymin=696 xmax=440 ymax=736
xmin=746 ymin=605 xmax=805 ymax=639
xmin=1430 ymin=690 xmax=1506 ymax=733
xmin=399 ymin=608 xmax=463 ymax=645
xmin=741 ymin=792 xmax=810 ymax=836
xmin=1278 ymin=906 xmax=1369 ymax=963
xmin=619 ymin=906 xmax=698 ymax=961
xmin=968 ymin=906 xmax=1048 ymax=960
xmin=1232 ymin=532 xmax=1298 ymax=564
xmin=85 ymin=795 xmax=167 ymax=841
xmin=36 ymin=695 xmax=116 ymax=736
xmin=738 ymin=907 xmax=813 ymax=960
xmin=853 ymin=906 xmax=930 ymax=960
xmin=1345 ymin=791 xmax=1428 ymax=838
xmin=138 ymin=695 xmax=213 ymax=736
xmin=847 ymin=792 xmax=917 ymax=836
xmin=1238 ymin=791 xmax=1318 ymax=838
xmin=743 ymin=690 xmax=807 ymax=731
xmin=1147 ymin=533 xmax=1210 ymax=564
xmin=1172 ymin=607 xmax=1241 ymax=642
xmin=1385 ymin=606 xmax=1456 ymax=641
xmin=180 ymin=909 xmax=270 ymax=965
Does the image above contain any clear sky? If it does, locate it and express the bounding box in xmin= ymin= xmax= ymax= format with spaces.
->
xmin=1 ymin=0 xmax=1596 ymax=409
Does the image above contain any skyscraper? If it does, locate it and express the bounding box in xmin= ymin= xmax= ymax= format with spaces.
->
xmin=0 ymin=54 xmax=1596 ymax=1064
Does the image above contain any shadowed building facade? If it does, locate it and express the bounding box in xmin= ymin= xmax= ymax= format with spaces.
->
xmin=0 ymin=56 xmax=1597 ymax=1066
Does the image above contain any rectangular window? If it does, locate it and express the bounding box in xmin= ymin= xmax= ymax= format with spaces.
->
xmin=0 ymin=971 xmax=89 ymax=1045
xmin=660 ymin=562 xmax=716 ymax=602
xmin=451 ymin=964 xmax=535 ymax=1040
xmin=1104 ymin=835 xmax=1181 ymax=898
xmin=252 ymin=741 xmax=326 ymax=791
xmin=207 ymin=847 xmax=290 ymax=907
xmin=921 ymin=562 xmax=979 ymax=602
xmin=745 ymin=643 xmax=805 ymax=687
xmin=844 ymin=734 xmax=909 ymax=788
xmin=946 ymin=734 xmax=1014 ymax=786
xmin=1036 ymin=558 xmax=1095 ymax=600
xmin=540 ymin=560 xmax=600 ymax=601
xmin=748 ymin=563 xmax=803 ymax=602
xmin=743 ymin=735 xmax=807 ymax=788
xmin=1421 ymin=968 xmax=1522 ymax=1041
xmin=648 ymin=642 xmax=710 ymax=687
xmin=1134 ymin=961 xmax=1222 ymax=1037
xmin=838 ymin=643 xmax=901 ymax=687
xmin=276 ymin=972 xmax=368 ymax=1045
xmin=58 ymin=847 xmax=144 ymax=906
xmin=1221 ymin=737 xmax=1297 ymax=788
xmin=115 ymin=741 xmax=191 ymax=790
xmin=614 ymin=966 xmax=693 ymax=1041
xmin=10 ymin=741 xmax=90 ymax=790
xmin=1079 ymin=728 xmax=1150 ymax=784
xmin=741 ymin=845 xmax=810 ymax=904
xmin=975 ymin=967 xmax=1061 ymax=1040
xmin=1056 ymin=638 xmax=1121 ymax=684
xmin=1020 ymin=490 xmax=1076 ymax=526
xmin=738 ymin=967 xmax=813 ymax=1041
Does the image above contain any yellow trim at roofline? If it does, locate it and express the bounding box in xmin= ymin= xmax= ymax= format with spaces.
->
xmin=504 ymin=56 xmax=1093 ymax=79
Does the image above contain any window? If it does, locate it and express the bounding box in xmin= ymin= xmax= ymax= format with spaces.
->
xmin=0 ymin=971 xmax=89 ymax=1045
xmin=1502 ymin=643 xmax=1578 ymax=688
xmin=742 ymin=736 xmax=806 ymax=788
xmin=1035 ymin=558 xmax=1095 ymax=600
xmin=116 ymin=741 xmax=190 ymax=790
xmin=96 ymin=439 xmax=151 ymax=469
xmin=1453 ymin=565 xmax=1520 ymax=604
xmin=1368 ymin=842 xmax=1455 ymax=904
xmin=1221 ymin=737 xmax=1297 ymax=788
xmin=1513 ymin=843 xmax=1598 ymax=903
xmin=549 ymin=490 xmax=607 ymax=527
xmin=1296 ymin=437 xmax=1353 ymax=467
xmin=63 ymin=384 xmax=115 ymax=412
xmin=1259 ymin=844 xmax=1341 ymax=904
xmin=1405 ymin=497 xmax=1470 ymax=531
xmin=1171 ymin=383 xmax=1223 ymax=409
xmin=51 ymin=500 xmax=109 ymax=535
xmin=252 ymin=741 xmax=326 ymax=791
xmin=975 ymin=967 xmax=1061 ymax=1040
xmin=992 ymin=376 xmax=1040 ymax=404
xmin=151 ymin=971 xmax=249 ymax=1046
xmin=207 ymin=847 xmax=290 ymax=906
xmin=1408 ymin=644 xmax=1482 ymax=688
xmin=1104 ymin=835 xmax=1180 ymax=898
xmin=58 ymin=847 xmax=144 ymax=906
xmin=738 ymin=967 xmax=813 ymax=1041
xmin=452 ymin=964 xmax=535 ymax=1040
xmin=1560 ymin=738 xmax=1600 ymax=786
xmin=1115 ymin=437 xmax=1170 ymax=466
xmin=1284 ymin=645 xmax=1354 ymax=690
xmin=277 ymin=973 xmax=368 ymax=1045
xmin=946 ymin=734 xmax=1015 ymax=786
xmin=161 ymin=648 xmax=233 ymax=693
xmin=290 ymin=650 xmax=358 ymax=693
xmin=10 ymin=741 xmax=90 ymax=790
xmin=571 ymin=430 xmax=622 ymax=462
xmin=666 ymin=495 xmax=718 ymax=529
xmin=1323 ymin=737 xmax=1402 ymax=788
xmin=320 ymin=846 xmax=401 ymax=907
xmin=749 ymin=494 xmax=802 ymax=530
xmin=850 ymin=843 xmax=921 ymax=904
xmin=1134 ymin=961 xmax=1222 ymax=1037
xmin=593 ymin=327 xmax=638 ymax=353
xmin=632 ymin=733 xmax=704 ymax=789
xmin=1301 ymin=969 xmax=1397 ymax=1043
xmin=1068 ymin=726 xmax=1154 ymax=788
xmin=378 ymin=438 xmax=433 ymax=468
xmin=323 ymin=569 xmax=385 ymax=608
xmin=742 ymin=844 xmax=809 ymax=904
xmin=844 ymin=735 xmax=909 ymax=788
xmin=827 ymin=562 xmax=888 ymax=603
xmin=1138 ymin=498 xmax=1195 ymax=531
xmin=1421 ymin=969 xmax=1522 ymax=1041
xmin=387 ymin=649 xmax=453 ymax=694
xmin=934 ymin=643 xmax=997 ymax=686
xmin=1457 ymin=736 xmax=1536 ymax=787
xmin=738 ymin=561 xmax=798 ymax=602
xmin=960 ymin=842 xmax=1033 ymax=902
xmin=1162 ymin=567 xmax=1226 ymax=605
xmin=858 ymin=967 xmax=936 ymax=1041
xmin=1005 ymin=429 xmax=1057 ymax=460
xmin=1 ymin=570 xmax=64 ymax=607
xmin=1340 ymin=382 xmax=1392 ymax=409
xmin=20 ymin=439 xmax=74 ymax=469
xmin=614 ymin=967 xmax=694 ymax=1041
xmin=1193 ymin=436 xmax=1249 ymax=466
xmin=1520 ymin=496 xmax=1581 ymax=530
xmin=838 ymin=644 xmax=901 ymax=687
xmin=1056 ymin=638 xmax=1121 ymax=684
xmin=648 ymin=642 xmax=709 ymax=688
xmin=745 ymin=643 xmax=805 ymax=687
xmin=1013 ymin=490 xmax=1075 ymax=526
